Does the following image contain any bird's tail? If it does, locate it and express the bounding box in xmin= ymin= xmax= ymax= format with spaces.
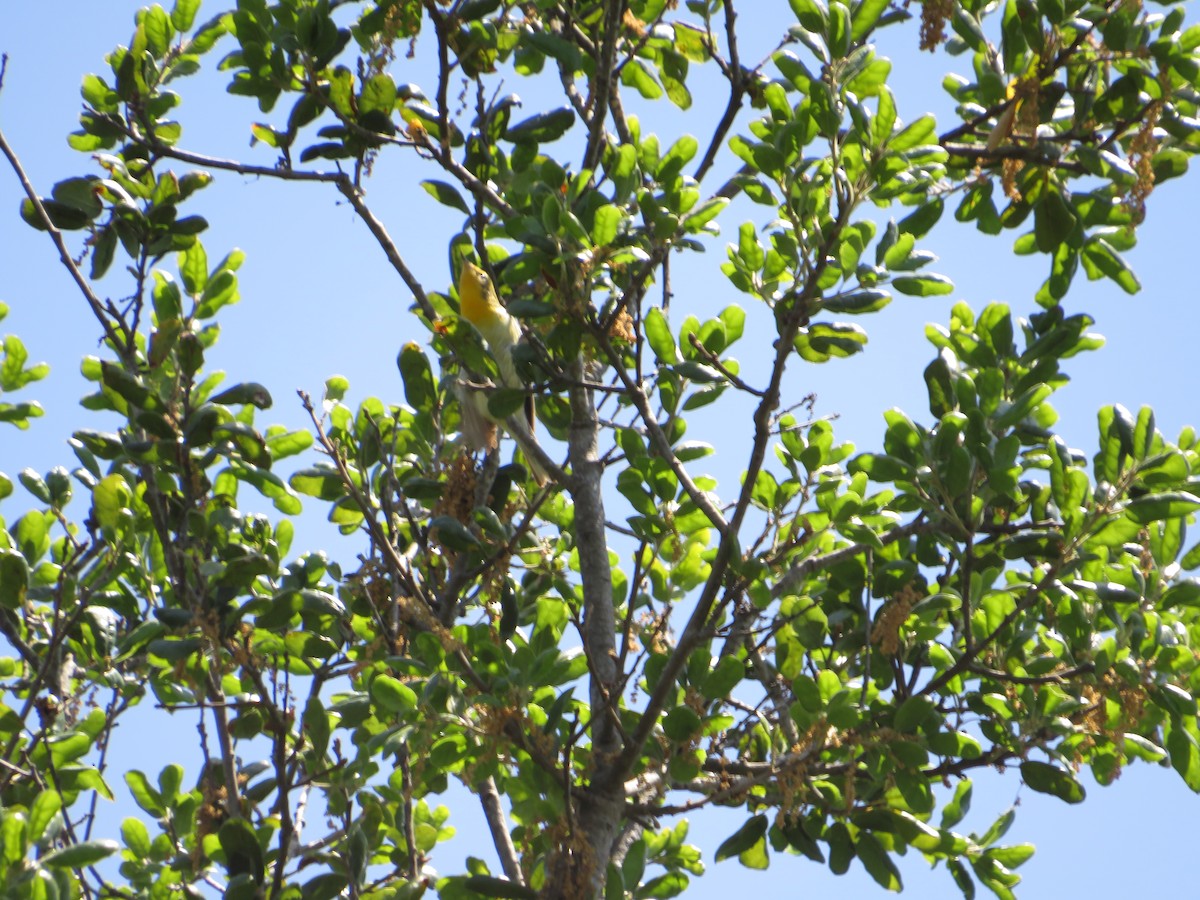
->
xmin=505 ymin=412 xmax=550 ymax=487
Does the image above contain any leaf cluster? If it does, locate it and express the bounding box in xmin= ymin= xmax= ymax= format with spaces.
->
xmin=2 ymin=0 xmax=1200 ymax=897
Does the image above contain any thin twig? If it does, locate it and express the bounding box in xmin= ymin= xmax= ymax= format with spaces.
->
xmin=614 ymin=182 xmax=860 ymax=779
xmin=333 ymin=178 xmax=438 ymax=321
xmin=595 ymin=329 xmax=729 ymax=535
xmin=478 ymin=776 xmax=524 ymax=885
xmin=95 ymin=115 xmax=441 ymax=321
xmin=0 ymin=126 xmax=129 ymax=354
xmin=770 ymin=517 xmax=933 ymax=599
xmin=686 ymin=332 xmax=765 ymax=396
xmin=104 ymin=114 xmax=345 ymax=183
xmin=400 ymin=751 xmax=419 ymax=877
xmin=582 ymin=0 xmax=626 ymax=172
xmin=694 ymin=0 xmax=747 ymax=183
xmin=942 ymin=141 xmax=1087 ymax=174
xmin=966 ymin=661 xmax=1095 ymax=685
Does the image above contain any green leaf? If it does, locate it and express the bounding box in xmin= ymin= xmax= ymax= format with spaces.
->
xmin=52 ymin=177 xmax=102 ymax=217
xmin=158 ymin=763 xmax=183 ymax=803
xmin=18 ymin=468 xmax=51 ymax=504
xmin=701 ymin=656 xmax=745 ymax=700
xmin=673 ymin=22 xmax=711 ymax=62
xmin=1 ymin=809 xmax=26 ymax=865
xmin=20 ymin=197 xmax=91 ymax=231
xmin=13 ymin=511 xmax=51 ymax=563
xmin=827 ymin=822 xmax=855 ymax=874
xmin=663 ymin=706 xmax=702 ymax=741
xmin=218 ymin=818 xmax=264 ymax=884
xmin=29 ymin=790 xmax=62 ymax=839
xmin=645 ymin=308 xmax=677 ymax=364
xmin=1033 ymin=188 xmax=1077 ymax=253
xmin=720 ymin=305 xmax=746 ymax=343
xmin=888 ymin=114 xmax=935 ymax=152
xmin=1167 ymin=720 xmax=1200 ymax=791
xmin=121 ymin=818 xmax=152 ymax=859
xmin=521 ymin=30 xmax=583 ymax=70
xmin=324 ymin=375 xmax=350 ymax=402
xmin=359 ymin=73 xmax=397 ymax=116
xmin=894 ymin=695 xmax=935 ymax=732
xmin=487 ymin=388 xmax=528 ymax=420
xmin=789 ymin=0 xmax=829 ymax=32
xmin=461 ymin=875 xmax=538 ymax=899
xmin=1151 ymin=148 xmax=1188 ymax=183
xmin=993 ymin=383 xmax=1052 ymax=429
xmin=948 ymin=858 xmax=975 ymax=898
xmin=823 ymin=289 xmax=891 ymax=314
xmin=81 ymin=74 xmax=118 ymax=111
xmin=171 ymin=0 xmax=201 ymax=31
xmin=266 ymin=429 xmax=313 ymax=460
xmin=941 ymin=779 xmax=972 ymax=828
xmin=99 ymin=361 xmax=149 ymax=408
xmin=230 ymin=463 xmax=302 ymax=514
xmin=421 ymin=180 xmax=471 ymax=214
xmin=659 ymin=134 xmax=699 ymax=179
xmin=621 ymin=59 xmax=663 ymax=100
xmin=1126 ymin=492 xmax=1200 ymax=524
xmin=881 ymin=232 xmax=914 ymax=268
xmin=213 ymin=421 xmax=270 ymax=467
xmin=197 ymin=268 xmax=239 ymax=317
xmin=430 ymin=515 xmax=481 ymax=551
xmin=793 ymin=322 xmax=868 ymax=362
xmin=125 ymin=770 xmax=165 ymax=817
xmin=39 ymin=839 xmax=119 ymax=869
xmin=892 ymin=273 xmax=953 ymax=296
xmin=210 ymin=382 xmax=272 ymax=409
xmin=714 ymin=814 xmax=768 ymax=863
xmin=621 ymin=839 xmax=647 ymax=892
xmin=851 ymin=0 xmax=890 ymax=40
xmin=151 ymin=272 xmax=183 ymax=322
xmin=0 ymin=547 xmax=28 ymax=609
xmin=371 ymin=674 xmax=418 ymax=714
xmin=290 ymin=466 xmax=345 ymax=501
xmin=681 ymin=197 xmax=728 ymax=232
xmin=142 ymin=4 xmax=174 ymax=58
xmin=898 ymin=199 xmax=944 ymax=238
xmin=988 ymin=844 xmax=1035 ymax=869
xmin=300 ymin=873 xmax=350 ymax=900
xmin=1019 ymin=761 xmax=1085 ymax=803
xmin=977 ymin=807 xmax=1015 ymax=847
xmin=398 ymin=342 xmax=436 ymax=409
xmin=248 ymin=125 xmax=276 ymax=150
xmin=1082 ymin=237 xmax=1140 ymax=294
xmin=504 ymin=108 xmax=575 ymax=143
xmin=737 ymin=221 xmax=765 ymax=271
xmin=856 ymin=832 xmax=902 ymax=891
xmin=851 ymin=452 xmax=914 ymax=482
xmin=592 ymin=204 xmax=622 ymax=246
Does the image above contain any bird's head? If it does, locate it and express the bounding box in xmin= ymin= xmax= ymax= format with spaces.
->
xmin=458 ymin=260 xmax=502 ymax=328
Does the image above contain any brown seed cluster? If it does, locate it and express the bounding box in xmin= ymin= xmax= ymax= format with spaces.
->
xmin=608 ymin=306 xmax=636 ymax=343
xmin=436 ymin=452 xmax=478 ymax=526
xmin=871 ymin=583 xmax=921 ymax=656
xmin=1126 ymin=100 xmax=1162 ymax=224
xmin=916 ymin=0 xmax=956 ymax=52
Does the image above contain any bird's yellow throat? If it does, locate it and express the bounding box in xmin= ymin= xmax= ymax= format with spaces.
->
xmin=459 ymin=261 xmax=498 ymax=327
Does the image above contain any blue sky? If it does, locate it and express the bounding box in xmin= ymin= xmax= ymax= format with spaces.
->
xmin=2 ymin=1 xmax=1199 ymax=896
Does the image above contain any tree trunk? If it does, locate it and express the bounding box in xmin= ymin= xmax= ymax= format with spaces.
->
xmin=541 ymin=361 xmax=623 ymax=898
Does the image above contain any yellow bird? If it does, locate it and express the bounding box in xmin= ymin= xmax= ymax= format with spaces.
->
xmin=456 ymin=260 xmax=549 ymax=485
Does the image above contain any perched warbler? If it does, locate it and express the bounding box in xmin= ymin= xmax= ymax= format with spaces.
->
xmin=456 ymin=260 xmax=549 ymax=485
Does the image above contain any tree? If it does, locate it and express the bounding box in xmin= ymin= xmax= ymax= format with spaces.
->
xmin=1 ymin=0 xmax=1199 ymax=897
